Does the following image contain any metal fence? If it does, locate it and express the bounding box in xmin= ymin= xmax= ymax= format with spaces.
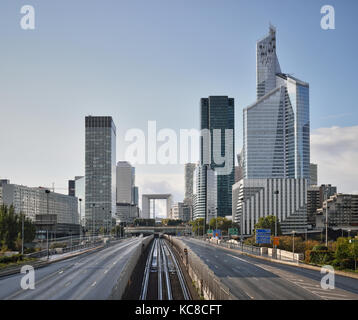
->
xmin=189 ymin=236 xmax=302 ymax=263
xmin=26 ymin=235 xmax=129 ymax=259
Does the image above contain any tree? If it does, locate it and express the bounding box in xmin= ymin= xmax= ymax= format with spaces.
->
xmin=133 ymin=218 xmax=155 ymax=226
xmin=254 ymin=215 xmax=282 ymax=235
xmin=111 ymin=225 xmax=123 ymax=237
xmin=162 ymin=219 xmax=183 ymax=226
xmin=190 ymin=218 xmax=207 ymax=236
xmin=208 ymin=217 xmax=232 ymax=234
xmin=0 ymin=205 xmax=36 ymax=251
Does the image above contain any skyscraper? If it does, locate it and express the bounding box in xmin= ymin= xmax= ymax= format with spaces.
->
xmin=116 ymin=161 xmax=135 ymax=204
xmin=234 ymin=26 xmax=310 ymax=234
xmin=116 ymin=161 xmax=139 ymax=224
xmin=85 ymin=116 xmax=116 ymax=234
xmin=200 ymin=96 xmax=235 ymax=217
xmin=310 ymin=163 xmax=318 ymax=186
xmin=184 ymin=163 xmax=196 ymax=204
xmin=192 ymin=164 xmax=217 ymax=222
xmin=243 ymin=25 xmax=310 ymax=181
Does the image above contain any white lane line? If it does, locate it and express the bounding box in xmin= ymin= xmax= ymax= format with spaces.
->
xmin=244 ymin=291 xmax=255 ymax=299
xmin=104 ymin=269 xmax=109 ymax=274
xmin=65 ymin=281 xmax=71 ymax=287
xmin=319 ymin=295 xmax=350 ymax=300
xmin=227 ymin=254 xmax=249 ymax=263
xmin=301 ymin=285 xmax=321 ymax=289
xmin=59 ymin=270 xmax=64 ymax=274
xmin=113 ymin=261 xmax=117 ymax=265
xmin=311 ymin=291 xmax=349 ymax=297
xmin=91 ymin=281 xmax=96 ymax=287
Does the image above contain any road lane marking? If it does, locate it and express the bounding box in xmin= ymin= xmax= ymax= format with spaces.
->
xmin=311 ymin=291 xmax=349 ymax=297
xmin=227 ymin=254 xmax=249 ymax=263
xmin=65 ymin=281 xmax=71 ymax=287
xmin=59 ymin=270 xmax=64 ymax=274
xmin=91 ymin=281 xmax=96 ymax=287
xmin=104 ymin=269 xmax=109 ymax=274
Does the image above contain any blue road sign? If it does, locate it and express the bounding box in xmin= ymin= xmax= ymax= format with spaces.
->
xmin=255 ymin=229 xmax=271 ymax=244
xmin=213 ymin=229 xmax=221 ymax=239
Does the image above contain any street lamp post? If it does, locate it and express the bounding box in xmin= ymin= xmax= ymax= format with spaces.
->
xmin=91 ymin=203 xmax=96 ymax=243
xmin=45 ymin=189 xmax=50 ymax=260
xmin=292 ymin=230 xmax=296 ymax=262
xmin=274 ymin=190 xmax=279 ymax=251
xmin=239 ymin=197 xmax=244 ymax=249
xmin=325 ymin=190 xmax=329 ymax=247
xmin=21 ymin=214 xmax=24 ymax=255
xmin=79 ymin=198 xmax=82 ymax=242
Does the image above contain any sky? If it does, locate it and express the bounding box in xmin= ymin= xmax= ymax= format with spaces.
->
xmin=0 ymin=0 xmax=357 ymax=216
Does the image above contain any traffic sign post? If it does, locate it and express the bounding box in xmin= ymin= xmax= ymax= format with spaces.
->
xmin=255 ymin=229 xmax=271 ymax=244
xmin=349 ymin=239 xmax=358 ymax=271
xmin=213 ymin=229 xmax=221 ymax=239
xmin=228 ymin=228 xmax=238 ymax=236
xmin=273 ymin=236 xmax=280 ymax=246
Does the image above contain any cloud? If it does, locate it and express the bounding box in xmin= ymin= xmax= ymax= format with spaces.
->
xmin=311 ymin=126 xmax=358 ymax=194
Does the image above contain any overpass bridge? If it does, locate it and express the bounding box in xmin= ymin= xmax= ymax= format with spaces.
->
xmin=124 ymin=226 xmax=191 ymax=236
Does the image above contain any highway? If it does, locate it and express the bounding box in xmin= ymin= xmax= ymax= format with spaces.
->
xmin=0 ymin=237 xmax=143 ymax=300
xmin=181 ymin=237 xmax=358 ymax=300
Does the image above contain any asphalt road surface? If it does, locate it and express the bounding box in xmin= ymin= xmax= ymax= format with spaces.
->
xmin=0 ymin=237 xmax=142 ymax=300
xmin=181 ymin=237 xmax=358 ymax=300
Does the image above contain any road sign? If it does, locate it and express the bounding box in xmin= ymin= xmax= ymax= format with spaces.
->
xmin=213 ymin=229 xmax=221 ymax=239
xmin=273 ymin=236 xmax=280 ymax=246
xmin=255 ymin=229 xmax=271 ymax=244
xmin=228 ymin=228 xmax=238 ymax=236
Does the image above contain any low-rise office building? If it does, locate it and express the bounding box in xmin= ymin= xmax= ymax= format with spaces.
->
xmin=232 ymin=178 xmax=308 ymax=235
xmin=116 ymin=203 xmax=139 ymax=224
xmin=170 ymin=202 xmax=190 ymax=222
xmin=1 ymin=180 xmax=79 ymax=238
xmin=317 ymin=194 xmax=358 ymax=228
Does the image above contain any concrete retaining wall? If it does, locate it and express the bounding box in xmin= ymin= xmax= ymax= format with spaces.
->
xmin=109 ymin=235 xmax=154 ymax=300
xmin=267 ymin=247 xmax=303 ymax=261
xmin=164 ymin=235 xmax=235 ymax=300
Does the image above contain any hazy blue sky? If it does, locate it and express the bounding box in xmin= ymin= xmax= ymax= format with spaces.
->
xmin=0 ymin=0 xmax=357 ymax=215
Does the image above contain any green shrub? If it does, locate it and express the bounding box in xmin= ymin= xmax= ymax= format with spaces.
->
xmin=312 ymin=245 xmax=328 ymax=251
xmin=50 ymin=242 xmax=67 ymax=249
xmin=305 ymin=250 xmax=312 ymax=264
xmin=308 ymin=250 xmax=334 ymax=265
xmin=0 ymin=253 xmax=23 ymax=264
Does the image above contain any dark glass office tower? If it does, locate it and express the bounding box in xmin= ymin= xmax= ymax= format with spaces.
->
xmin=85 ymin=116 xmax=116 ymax=234
xmin=200 ymin=96 xmax=235 ymax=217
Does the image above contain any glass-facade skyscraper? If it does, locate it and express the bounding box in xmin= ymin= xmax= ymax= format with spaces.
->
xmin=243 ymin=26 xmax=310 ymax=182
xmin=200 ymin=96 xmax=235 ymax=217
xmin=85 ymin=116 xmax=116 ymax=234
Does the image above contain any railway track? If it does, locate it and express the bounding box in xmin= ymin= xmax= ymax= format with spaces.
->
xmin=140 ymin=237 xmax=191 ymax=300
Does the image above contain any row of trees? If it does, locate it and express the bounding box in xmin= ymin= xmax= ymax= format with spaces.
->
xmin=190 ymin=217 xmax=238 ymax=235
xmin=0 ymin=205 xmax=36 ymax=252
